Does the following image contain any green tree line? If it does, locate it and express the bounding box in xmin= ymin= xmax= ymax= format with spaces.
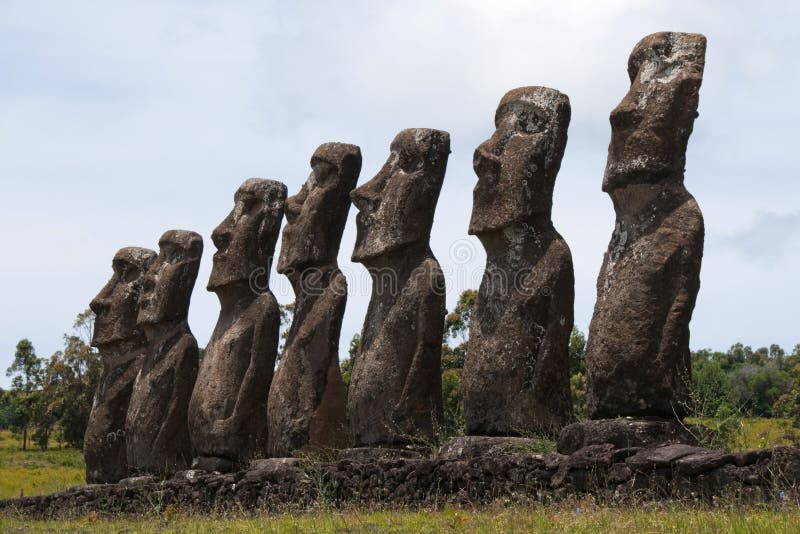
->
xmin=0 ymin=311 xmax=101 ymax=450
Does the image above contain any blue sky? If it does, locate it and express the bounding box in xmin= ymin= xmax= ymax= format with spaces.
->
xmin=1 ymin=1 xmax=798 ymax=386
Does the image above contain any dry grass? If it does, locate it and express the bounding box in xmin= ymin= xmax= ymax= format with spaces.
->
xmin=3 ymin=505 xmax=800 ymax=533
xmin=0 ymin=431 xmax=84 ymax=499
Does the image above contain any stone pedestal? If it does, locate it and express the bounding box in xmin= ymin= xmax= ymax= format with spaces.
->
xmin=557 ymin=418 xmax=699 ymax=454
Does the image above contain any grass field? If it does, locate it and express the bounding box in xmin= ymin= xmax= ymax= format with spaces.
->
xmin=0 ymin=419 xmax=796 ymax=500
xmin=1 ymin=422 xmax=800 ymax=532
xmin=0 ymin=430 xmax=84 ymax=500
xmin=2 ymin=507 xmax=800 ymax=533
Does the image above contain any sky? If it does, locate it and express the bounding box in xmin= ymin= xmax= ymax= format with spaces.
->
xmin=1 ymin=1 xmax=798 ymax=387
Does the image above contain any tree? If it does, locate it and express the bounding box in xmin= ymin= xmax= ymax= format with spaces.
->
xmin=727 ymin=343 xmax=753 ymax=367
xmin=0 ymin=387 xmax=14 ymax=430
xmin=441 ymin=290 xmax=476 ymax=371
xmin=690 ymin=355 xmax=729 ymax=416
xmin=726 ymin=362 xmax=791 ymax=417
xmin=444 ymin=289 xmax=476 ymax=343
xmin=340 ymin=333 xmax=360 ymax=407
xmin=6 ymin=339 xmax=43 ymax=450
xmin=277 ymin=303 xmax=295 ymax=356
xmin=570 ymin=372 xmax=587 ymax=420
xmin=41 ymin=310 xmax=101 ymax=448
xmin=22 ymin=310 xmax=100 ymax=450
xmin=568 ymin=326 xmax=587 ymax=376
xmin=441 ymin=368 xmax=464 ymax=435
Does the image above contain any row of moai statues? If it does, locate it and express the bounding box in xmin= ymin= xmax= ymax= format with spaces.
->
xmin=83 ymin=31 xmax=706 ymax=482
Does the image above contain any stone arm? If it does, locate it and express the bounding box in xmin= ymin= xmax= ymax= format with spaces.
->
xmin=531 ymin=242 xmax=575 ymax=422
xmin=230 ymin=294 xmax=280 ymax=421
xmin=654 ymin=208 xmax=704 ymax=413
xmin=152 ymin=333 xmax=197 ymax=457
xmin=394 ymin=260 xmax=445 ymax=429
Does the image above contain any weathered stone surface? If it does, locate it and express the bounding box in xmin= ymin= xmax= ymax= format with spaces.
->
xmin=188 ymin=179 xmax=286 ymax=469
xmin=437 ymin=436 xmax=550 ymax=461
xmin=125 ymin=230 xmax=202 ymax=476
xmin=6 ymin=444 xmax=799 ymax=517
xmin=348 ymin=128 xmax=449 ymax=446
xmin=463 ymin=86 xmax=574 ymax=435
xmin=585 ymin=32 xmax=707 ymax=419
xmin=268 ymin=143 xmax=361 ymax=457
xmin=674 ymin=450 xmax=735 ymax=476
xmin=192 ymin=456 xmax=236 ymax=473
xmin=626 ymin=444 xmax=707 ymax=472
xmin=557 ymin=418 xmax=698 ymax=454
xmin=84 ymin=247 xmax=156 ymax=484
xmin=337 ymin=447 xmax=424 ymax=462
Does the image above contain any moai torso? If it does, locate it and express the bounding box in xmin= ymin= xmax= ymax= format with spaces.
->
xmin=268 ymin=143 xmax=361 ymax=457
xmin=347 ymin=128 xmax=449 ymax=446
xmin=125 ymin=230 xmax=202 ymax=475
xmin=188 ymin=179 xmax=286 ymax=468
xmin=84 ymin=247 xmax=156 ymax=483
xmin=463 ymin=87 xmax=574 ymax=435
xmin=585 ymin=32 xmax=707 ymax=419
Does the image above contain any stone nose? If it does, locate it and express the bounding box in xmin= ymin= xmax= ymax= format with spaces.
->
xmin=89 ymin=295 xmax=109 ymax=316
xmin=473 ymin=145 xmax=501 ymax=178
xmin=284 ymin=193 xmax=303 ymax=224
xmin=609 ymin=100 xmax=642 ymax=131
xmin=211 ymin=220 xmax=233 ymax=253
xmin=350 ymin=181 xmax=380 ymax=214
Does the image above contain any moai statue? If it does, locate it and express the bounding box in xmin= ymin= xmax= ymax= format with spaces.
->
xmin=188 ymin=179 xmax=286 ymax=470
xmin=84 ymin=247 xmax=156 ymax=483
xmin=348 ymin=128 xmax=449 ymax=446
xmin=462 ymin=87 xmax=574 ymax=436
xmin=585 ymin=32 xmax=706 ymax=419
xmin=125 ymin=230 xmax=202 ymax=475
xmin=268 ymin=143 xmax=361 ymax=457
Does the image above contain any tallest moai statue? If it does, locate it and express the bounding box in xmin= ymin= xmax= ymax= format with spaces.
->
xmin=585 ymin=32 xmax=706 ymax=419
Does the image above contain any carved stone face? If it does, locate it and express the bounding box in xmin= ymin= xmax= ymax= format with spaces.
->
xmin=278 ymin=143 xmax=361 ymax=274
xmin=137 ymin=230 xmax=203 ymax=326
xmin=90 ymin=247 xmax=157 ymax=348
xmin=603 ymin=32 xmax=706 ymax=192
xmin=351 ymin=128 xmax=450 ymax=263
xmin=208 ymin=179 xmax=287 ymax=292
xmin=469 ymin=87 xmax=570 ymax=235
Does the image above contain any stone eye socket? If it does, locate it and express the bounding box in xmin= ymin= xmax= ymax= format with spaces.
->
xmin=113 ymin=261 xmax=140 ymax=283
xmin=398 ymin=152 xmax=422 ymax=173
xmin=161 ymin=244 xmax=183 ymax=265
xmin=514 ymin=109 xmax=546 ymax=134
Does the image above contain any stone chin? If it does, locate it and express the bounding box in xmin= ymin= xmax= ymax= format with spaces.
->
xmin=602 ymin=157 xmax=675 ymax=192
xmin=351 ymin=225 xmax=417 ymax=263
xmin=206 ymin=257 xmax=252 ymax=293
xmin=92 ymin=317 xmax=139 ymax=348
xmin=275 ymin=224 xmax=318 ymax=274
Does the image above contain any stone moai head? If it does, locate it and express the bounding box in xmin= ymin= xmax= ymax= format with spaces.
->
xmin=90 ymin=247 xmax=157 ymax=348
xmin=351 ymin=128 xmax=450 ymax=263
xmin=207 ymin=179 xmax=287 ymax=293
xmin=137 ymin=230 xmax=203 ymax=326
xmin=469 ymin=87 xmax=570 ymax=235
xmin=277 ymin=143 xmax=362 ymax=275
xmin=603 ymin=32 xmax=706 ymax=192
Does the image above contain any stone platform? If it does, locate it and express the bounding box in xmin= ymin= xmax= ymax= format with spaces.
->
xmin=3 ymin=438 xmax=800 ymax=518
xmin=557 ymin=418 xmax=701 ymax=454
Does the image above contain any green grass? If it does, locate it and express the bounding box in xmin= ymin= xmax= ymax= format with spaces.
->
xmin=1 ymin=421 xmax=800 ymax=531
xmin=0 ymin=430 xmax=85 ymax=499
xmin=2 ymin=506 xmax=800 ymax=533
xmin=686 ymin=417 xmax=798 ymax=451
